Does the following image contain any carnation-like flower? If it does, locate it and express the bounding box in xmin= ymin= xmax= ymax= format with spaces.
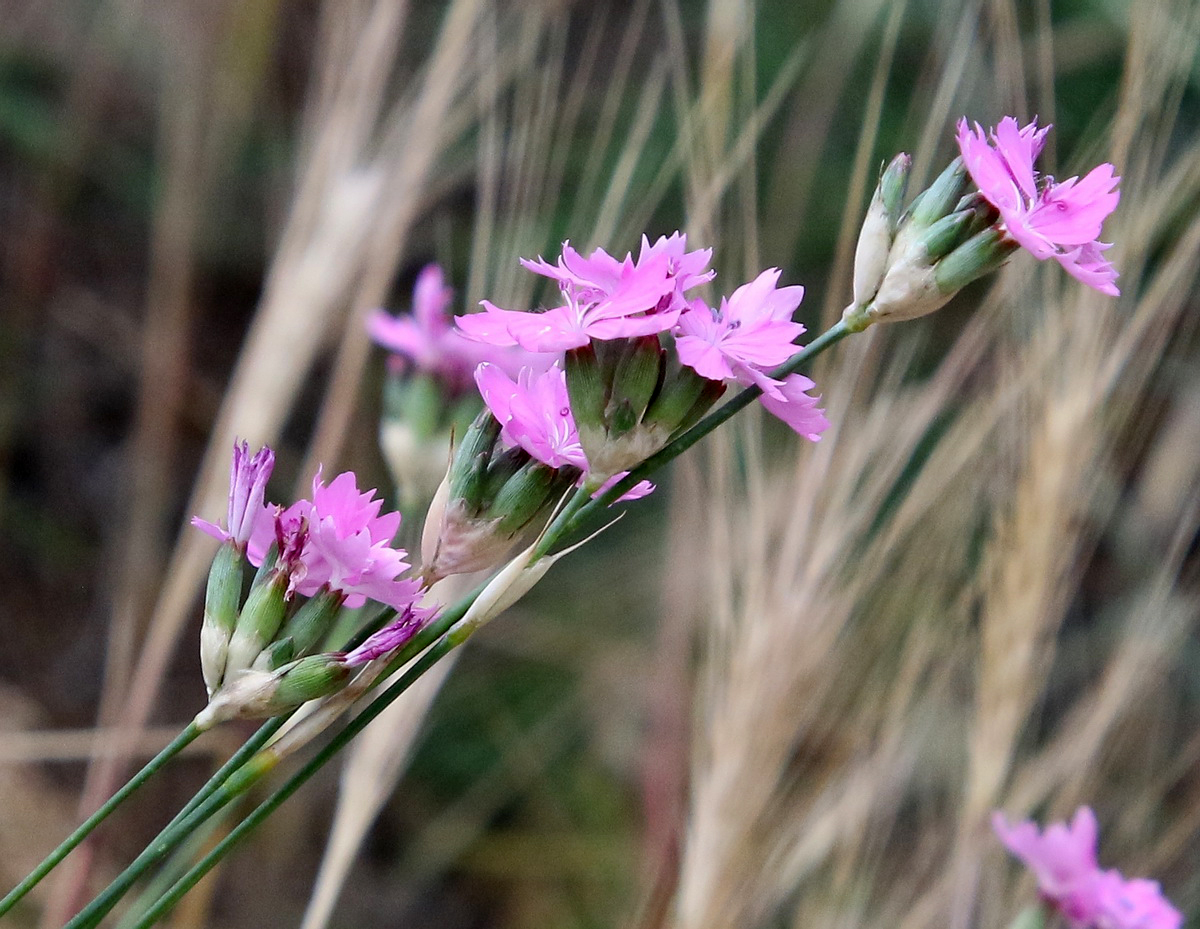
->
xmin=286 ymin=470 xmax=423 ymax=611
xmin=475 ymin=362 xmax=587 ymax=470
xmin=368 ymin=264 xmax=530 ymax=391
xmin=993 ymin=807 xmax=1181 ymax=929
xmin=457 ymin=233 xmax=713 ymax=353
xmin=191 ymin=441 xmax=276 ymax=550
xmin=675 ymin=269 xmax=829 ymax=440
xmin=957 ymin=117 xmax=1121 ymax=295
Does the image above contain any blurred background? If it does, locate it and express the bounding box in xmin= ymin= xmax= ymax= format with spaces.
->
xmin=2 ymin=1 xmax=1199 ymax=927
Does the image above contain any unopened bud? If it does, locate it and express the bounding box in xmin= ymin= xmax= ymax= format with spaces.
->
xmin=421 ymin=449 xmax=575 ymax=582
xmin=934 ymin=227 xmax=1019 ymax=293
xmin=853 ymin=154 xmax=911 ymax=306
xmin=224 ymin=570 xmax=289 ymax=677
xmin=200 ymin=541 xmax=244 ymax=695
xmin=194 ymin=654 xmax=352 ymax=729
xmin=565 ymin=339 xmax=682 ymax=483
xmin=252 ymin=586 xmax=345 ymax=672
xmin=907 ymin=157 xmax=969 ymax=228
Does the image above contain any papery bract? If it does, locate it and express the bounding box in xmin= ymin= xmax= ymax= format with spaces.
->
xmin=957 ymin=117 xmax=1120 ymax=295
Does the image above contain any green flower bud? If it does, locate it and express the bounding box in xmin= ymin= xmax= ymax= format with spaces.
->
xmin=200 ymin=541 xmax=244 ymax=695
xmin=907 ymin=157 xmax=969 ymax=228
xmin=224 ymin=570 xmax=289 ymax=677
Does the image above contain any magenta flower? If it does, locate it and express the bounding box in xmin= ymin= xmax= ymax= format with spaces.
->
xmin=290 ymin=470 xmax=423 ymax=611
xmin=475 ymin=362 xmax=587 ymax=470
xmin=343 ymin=603 xmax=436 ymax=666
xmin=192 ymin=441 xmax=276 ymax=551
xmin=993 ymin=808 xmax=1181 ymax=929
xmin=675 ymin=269 xmax=829 ymax=440
xmin=457 ymin=233 xmax=713 ymax=353
xmin=1095 ymin=872 xmax=1183 ymax=929
xmin=957 ymin=117 xmax=1121 ymax=295
xmin=675 ymin=268 xmax=806 ymax=380
xmin=367 ymin=264 xmax=532 ymax=390
xmin=591 ymin=472 xmax=655 ymax=501
xmin=758 ymin=374 xmax=830 ymax=441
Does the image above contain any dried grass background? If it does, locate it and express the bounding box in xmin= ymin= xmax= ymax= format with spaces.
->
xmin=1 ymin=1 xmax=1198 ymax=928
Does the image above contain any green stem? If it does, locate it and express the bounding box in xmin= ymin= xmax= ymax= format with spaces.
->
xmin=0 ymin=722 xmax=202 ymax=919
xmin=64 ymin=755 xmax=275 ymax=929
xmin=127 ymin=635 xmax=459 ymax=929
xmin=60 ymin=716 xmax=287 ymax=929
xmin=560 ymin=318 xmax=854 ymax=540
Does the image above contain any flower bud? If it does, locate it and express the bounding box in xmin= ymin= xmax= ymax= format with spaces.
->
xmin=642 ymin=360 xmax=727 ymax=437
xmin=420 ymin=419 xmax=578 ymax=581
xmin=252 ymin=586 xmax=345 ymax=672
xmin=224 ymin=570 xmax=289 ymax=678
xmin=906 ymin=156 xmax=969 ymax=228
xmin=200 ymin=541 xmax=244 ymax=695
xmin=934 ymin=227 xmax=1019 ymax=293
xmin=194 ymin=653 xmax=353 ymax=729
xmin=565 ymin=337 xmax=683 ymax=483
xmin=853 ymin=154 xmax=911 ymax=306
xmin=842 ymin=157 xmax=1010 ymax=328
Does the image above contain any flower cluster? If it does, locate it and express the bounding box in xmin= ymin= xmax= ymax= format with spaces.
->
xmin=458 ymin=233 xmax=828 ymax=476
xmin=843 ymin=118 xmax=1121 ymax=331
xmin=993 ymin=807 xmax=1181 ymax=929
xmin=957 ymin=117 xmax=1120 ymax=295
xmin=191 ymin=442 xmax=435 ymax=722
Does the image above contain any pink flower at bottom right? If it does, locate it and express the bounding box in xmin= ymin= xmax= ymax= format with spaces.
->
xmin=992 ymin=807 xmax=1181 ymax=929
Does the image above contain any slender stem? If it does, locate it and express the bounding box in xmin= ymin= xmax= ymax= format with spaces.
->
xmin=63 ymin=753 xmax=277 ymax=929
xmin=561 ymin=318 xmax=854 ymax=539
xmin=59 ymin=715 xmax=287 ymax=929
xmin=127 ymin=636 xmax=458 ymax=929
xmin=0 ymin=722 xmax=202 ymax=918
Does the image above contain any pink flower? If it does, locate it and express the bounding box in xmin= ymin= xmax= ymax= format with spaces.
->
xmin=994 ymin=808 xmax=1104 ymax=926
xmin=367 ymin=264 xmax=531 ymax=390
xmin=289 ymin=470 xmax=422 ymax=611
xmin=191 ymin=441 xmax=276 ymax=550
xmin=1095 ymin=872 xmax=1182 ymax=929
xmin=758 ymin=374 xmax=830 ymax=441
xmin=993 ymin=808 xmax=1182 ymax=929
xmin=675 ymin=268 xmax=806 ymax=380
xmin=343 ymin=604 xmax=436 ymax=666
xmin=675 ymin=269 xmax=829 ymax=440
xmin=475 ymin=362 xmax=587 ymax=470
xmin=474 ymin=363 xmax=659 ymax=501
xmin=957 ymin=117 xmax=1121 ymax=295
xmin=457 ymin=233 xmax=713 ymax=353
xmin=590 ymin=472 xmax=655 ymax=501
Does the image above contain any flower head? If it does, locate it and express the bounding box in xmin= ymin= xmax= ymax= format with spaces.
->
xmin=457 ymin=233 xmax=713 ymax=353
xmin=993 ymin=808 xmax=1181 ymax=929
xmin=675 ymin=270 xmax=829 ymax=440
xmin=290 ymin=470 xmax=422 ymax=611
xmin=957 ymin=117 xmax=1120 ymax=295
xmin=368 ymin=264 xmax=530 ymax=391
xmin=191 ymin=441 xmax=276 ymax=550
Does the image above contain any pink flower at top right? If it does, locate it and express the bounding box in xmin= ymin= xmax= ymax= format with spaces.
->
xmin=956 ymin=117 xmax=1121 ymax=295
